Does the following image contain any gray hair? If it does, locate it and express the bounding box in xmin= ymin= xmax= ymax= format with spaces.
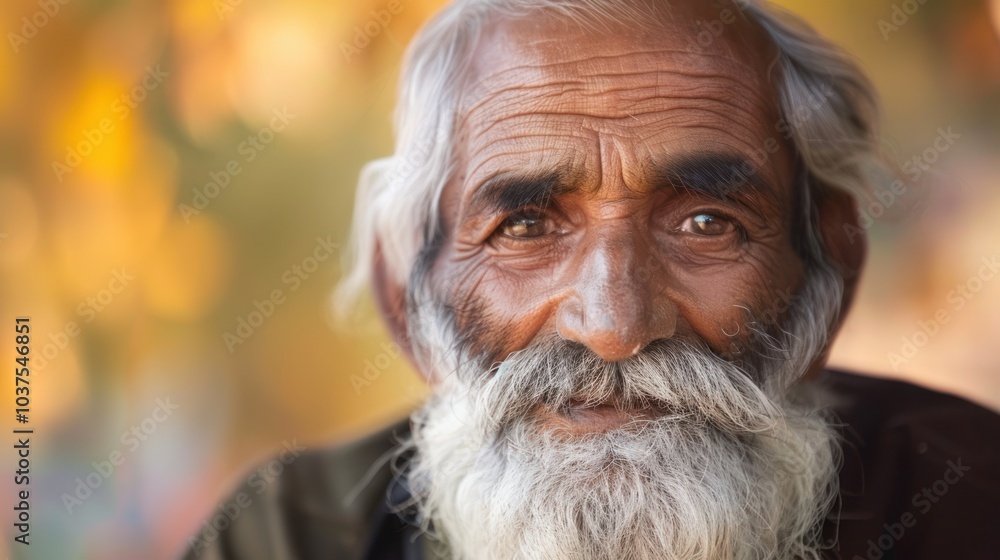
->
xmin=337 ymin=0 xmax=885 ymax=312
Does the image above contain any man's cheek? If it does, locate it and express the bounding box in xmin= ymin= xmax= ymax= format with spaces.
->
xmin=691 ymin=252 xmax=802 ymax=343
xmin=675 ymin=285 xmax=771 ymax=356
xmin=692 ymin=308 xmax=757 ymax=359
xmin=444 ymin=286 xmax=513 ymax=362
xmin=466 ymin=307 xmax=548 ymax=365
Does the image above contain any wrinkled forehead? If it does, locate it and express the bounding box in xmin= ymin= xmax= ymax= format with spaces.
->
xmin=445 ymin=2 xmax=795 ymax=200
xmin=455 ymin=2 xmax=786 ymax=160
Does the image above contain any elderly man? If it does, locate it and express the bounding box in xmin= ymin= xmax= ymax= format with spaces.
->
xmin=186 ymin=0 xmax=1000 ymax=559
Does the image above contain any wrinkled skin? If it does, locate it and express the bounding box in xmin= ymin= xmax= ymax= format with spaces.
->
xmin=376 ymin=0 xmax=863 ymax=431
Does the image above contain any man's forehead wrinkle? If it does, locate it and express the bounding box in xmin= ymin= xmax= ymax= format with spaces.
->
xmin=461 ymin=100 xmax=774 ymax=169
xmin=458 ymin=112 xmax=781 ymax=204
xmin=463 ymin=143 xmax=573 ymax=188
xmin=460 ymin=132 xmax=604 ymax=182
xmin=463 ymin=49 xmax=765 ymax=109
xmin=470 ymin=68 xmax=761 ymax=103
xmin=461 ymin=99 xmax=777 ymax=152
xmin=463 ymin=2 xmax=777 ymax=80
xmin=450 ymin=14 xmax=792 ymax=222
xmin=460 ymin=81 xmax=774 ymax=146
xmin=459 ymin=64 xmax=774 ymax=143
xmin=457 ymin=27 xmax=781 ymax=158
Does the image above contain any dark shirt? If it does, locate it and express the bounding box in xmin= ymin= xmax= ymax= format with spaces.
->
xmin=183 ymin=370 xmax=1000 ymax=560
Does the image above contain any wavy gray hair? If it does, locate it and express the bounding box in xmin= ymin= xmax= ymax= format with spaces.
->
xmin=337 ymin=0 xmax=886 ymax=315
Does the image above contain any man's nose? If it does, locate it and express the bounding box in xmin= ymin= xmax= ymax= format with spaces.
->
xmin=554 ymin=235 xmax=677 ymax=362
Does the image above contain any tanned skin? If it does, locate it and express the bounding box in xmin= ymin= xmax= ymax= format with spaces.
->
xmin=373 ymin=0 xmax=865 ymax=432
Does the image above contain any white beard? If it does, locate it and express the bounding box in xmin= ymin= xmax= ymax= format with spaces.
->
xmin=400 ymin=264 xmax=843 ymax=560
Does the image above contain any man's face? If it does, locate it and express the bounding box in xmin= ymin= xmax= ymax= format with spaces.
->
xmin=403 ymin=6 xmax=845 ymax=559
xmin=428 ymin=6 xmax=805 ymax=430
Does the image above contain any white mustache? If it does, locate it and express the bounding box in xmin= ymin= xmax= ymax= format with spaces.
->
xmin=464 ymin=337 xmax=785 ymax=437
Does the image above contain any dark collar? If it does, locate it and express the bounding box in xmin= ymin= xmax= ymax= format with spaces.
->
xmin=361 ymin=448 xmax=428 ymax=560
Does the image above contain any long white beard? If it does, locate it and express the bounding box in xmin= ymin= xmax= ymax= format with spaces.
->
xmin=401 ymin=264 xmax=843 ymax=560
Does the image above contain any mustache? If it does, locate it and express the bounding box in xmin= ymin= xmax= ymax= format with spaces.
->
xmin=461 ymin=337 xmax=785 ymax=437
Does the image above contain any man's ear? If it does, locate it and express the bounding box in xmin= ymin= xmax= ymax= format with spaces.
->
xmin=372 ymin=241 xmax=420 ymax=371
xmin=817 ymin=186 xmax=867 ymax=319
xmin=803 ymin=186 xmax=867 ymax=380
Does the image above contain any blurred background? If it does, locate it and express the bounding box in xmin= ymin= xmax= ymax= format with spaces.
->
xmin=0 ymin=0 xmax=997 ymax=558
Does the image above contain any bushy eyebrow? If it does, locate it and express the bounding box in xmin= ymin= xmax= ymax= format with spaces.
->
xmin=649 ymin=153 xmax=781 ymax=218
xmin=468 ymin=171 xmax=569 ymax=216
xmin=466 ymin=152 xmax=782 ymax=217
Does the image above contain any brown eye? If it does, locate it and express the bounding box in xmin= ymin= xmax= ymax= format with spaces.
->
xmin=501 ymin=211 xmax=552 ymax=238
xmin=681 ymin=213 xmax=734 ymax=236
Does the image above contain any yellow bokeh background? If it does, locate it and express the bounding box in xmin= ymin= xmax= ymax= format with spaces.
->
xmin=0 ymin=0 xmax=998 ymax=558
